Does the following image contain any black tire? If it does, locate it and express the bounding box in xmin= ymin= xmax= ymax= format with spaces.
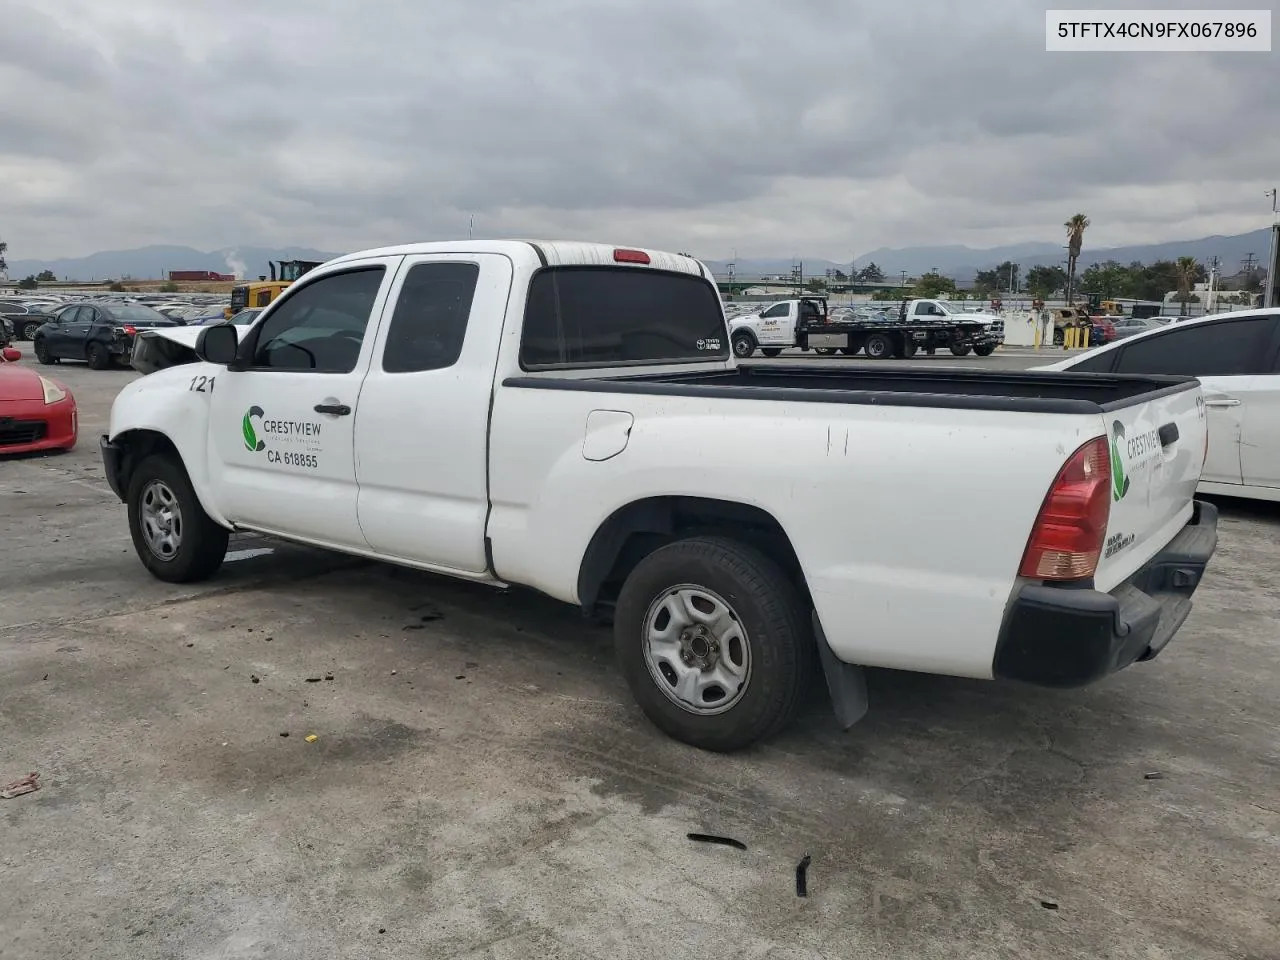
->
xmin=973 ymin=343 xmax=996 ymax=357
xmin=864 ymin=332 xmax=895 ymax=359
xmin=86 ymin=341 xmax=111 ymax=370
xmin=33 ymin=338 xmax=57 ymax=365
xmin=614 ymin=536 xmax=815 ymax=752
xmin=838 ymin=346 xmax=858 ymax=356
xmin=126 ymin=454 xmax=229 ymax=583
xmin=814 ymin=347 xmax=837 ymax=356
xmin=950 ymin=342 xmax=972 ymax=357
xmin=761 ymin=348 xmax=782 ymax=358
xmin=1052 ymin=329 xmax=1064 ymax=346
xmin=731 ymin=331 xmax=756 ymax=358
xmin=21 ymin=320 xmax=41 ymax=340
xmin=900 ymin=338 xmax=919 ymax=358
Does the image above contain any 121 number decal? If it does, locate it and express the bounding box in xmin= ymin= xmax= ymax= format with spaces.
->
xmin=189 ymin=375 xmax=215 ymax=393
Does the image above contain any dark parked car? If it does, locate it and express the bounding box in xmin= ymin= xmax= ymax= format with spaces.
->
xmin=194 ymin=308 xmax=261 ymax=326
xmin=32 ymin=302 xmax=178 ymax=369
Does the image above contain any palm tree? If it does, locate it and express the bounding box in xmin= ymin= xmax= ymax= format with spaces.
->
xmin=1174 ymin=256 xmax=1199 ymax=316
xmin=1064 ymin=214 xmax=1090 ymax=305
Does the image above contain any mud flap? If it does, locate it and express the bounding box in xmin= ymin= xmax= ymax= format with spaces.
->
xmin=813 ymin=612 xmax=868 ymax=729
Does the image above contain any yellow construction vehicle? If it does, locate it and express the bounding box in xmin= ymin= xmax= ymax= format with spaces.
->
xmin=225 ymin=259 xmax=325 ymax=319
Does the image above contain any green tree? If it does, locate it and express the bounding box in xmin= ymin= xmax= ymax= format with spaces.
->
xmin=1174 ymin=256 xmax=1200 ymax=315
xmin=0 ymin=239 xmax=7 ymax=276
xmin=856 ymin=262 xmax=885 ymax=283
xmin=17 ymin=275 xmax=38 ymax=290
xmin=1026 ymin=264 xmax=1067 ymax=298
xmin=1064 ymin=213 xmax=1090 ymax=303
xmin=1080 ymin=260 xmax=1131 ymax=298
xmin=913 ymin=272 xmax=956 ymax=298
xmin=804 ymin=278 xmax=827 ymax=293
xmin=159 ymin=281 xmax=179 ymax=293
xmin=36 ymin=269 xmax=56 ymax=282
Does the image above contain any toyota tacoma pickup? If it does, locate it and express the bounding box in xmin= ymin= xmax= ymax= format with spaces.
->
xmin=101 ymin=241 xmax=1218 ymax=751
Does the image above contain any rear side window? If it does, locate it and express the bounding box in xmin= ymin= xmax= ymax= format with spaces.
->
xmin=520 ymin=267 xmax=728 ymax=368
xmin=1112 ymin=317 xmax=1276 ymax=377
xmin=1068 ymin=350 xmax=1118 ymax=373
xmin=382 ymin=262 xmax=479 ymax=373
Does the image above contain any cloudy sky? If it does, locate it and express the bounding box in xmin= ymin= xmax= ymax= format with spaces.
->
xmin=2 ymin=0 xmax=1276 ymax=261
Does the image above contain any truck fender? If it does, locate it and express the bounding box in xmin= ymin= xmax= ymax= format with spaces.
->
xmin=106 ymin=373 xmax=229 ymax=528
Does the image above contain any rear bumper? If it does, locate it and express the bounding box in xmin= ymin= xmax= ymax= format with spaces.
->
xmin=993 ymin=500 xmax=1217 ymax=688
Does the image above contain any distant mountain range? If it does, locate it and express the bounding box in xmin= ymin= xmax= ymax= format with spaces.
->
xmin=5 ymin=245 xmax=340 ymax=283
xmin=6 ymin=227 xmax=1274 ymax=283
xmin=705 ymin=227 xmax=1276 ymax=279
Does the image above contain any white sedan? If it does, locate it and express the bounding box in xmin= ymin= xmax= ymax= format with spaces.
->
xmin=1037 ymin=307 xmax=1280 ymax=502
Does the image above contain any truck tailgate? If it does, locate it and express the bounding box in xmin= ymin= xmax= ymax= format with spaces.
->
xmin=1095 ymin=384 xmax=1206 ymax=592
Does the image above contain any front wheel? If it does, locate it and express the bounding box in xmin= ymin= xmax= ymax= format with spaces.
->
xmin=731 ymin=332 xmax=756 ymax=358
xmin=614 ymin=536 xmax=815 ymax=752
xmin=760 ymin=348 xmax=782 ymax=358
xmin=33 ymin=338 xmax=57 ymax=365
xmin=950 ymin=342 xmax=972 ymax=357
xmin=126 ymin=454 xmax=229 ymax=583
xmin=973 ymin=343 xmax=996 ymax=357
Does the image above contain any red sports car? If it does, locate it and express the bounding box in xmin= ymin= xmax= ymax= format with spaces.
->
xmin=0 ymin=347 xmax=77 ymax=454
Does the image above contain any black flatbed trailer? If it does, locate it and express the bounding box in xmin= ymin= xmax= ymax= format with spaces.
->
xmin=795 ymin=315 xmax=1002 ymax=359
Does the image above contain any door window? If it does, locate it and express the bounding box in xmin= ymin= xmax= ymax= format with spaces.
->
xmin=382 ymin=262 xmax=479 ymax=373
xmin=760 ymin=302 xmax=789 ymax=318
xmin=250 ymin=268 xmax=385 ymax=373
xmin=1112 ymin=317 xmax=1276 ymax=377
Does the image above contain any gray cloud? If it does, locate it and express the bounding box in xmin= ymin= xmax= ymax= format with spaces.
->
xmin=1 ymin=0 xmax=1276 ymax=261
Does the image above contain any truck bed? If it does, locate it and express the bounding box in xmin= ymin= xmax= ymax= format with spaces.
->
xmin=505 ymin=365 xmax=1197 ymax=415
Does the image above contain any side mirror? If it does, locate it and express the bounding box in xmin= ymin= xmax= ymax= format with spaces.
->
xmin=195 ymin=323 xmax=239 ymax=366
xmin=2 ymin=347 xmax=21 ymax=362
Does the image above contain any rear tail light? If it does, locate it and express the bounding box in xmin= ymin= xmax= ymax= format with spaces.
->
xmin=124 ymin=325 xmax=137 ymax=336
xmin=1019 ymin=436 xmax=1111 ymax=581
xmin=613 ymin=248 xmax=650 ymax=264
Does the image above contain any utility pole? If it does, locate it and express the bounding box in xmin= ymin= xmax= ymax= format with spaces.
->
xmin=1242 ymin=252 xmax=1258 ymax=274
xmin=900 ymin=270 xmax=908 ymax=288
xmin=1266 ymin=189 xmax=1278 ymax=309
xmin=1207 ymin=255 xmax=1219 ymax=313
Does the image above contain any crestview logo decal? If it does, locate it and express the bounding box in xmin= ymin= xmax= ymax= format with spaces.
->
xmin=242 ymin=406 xmax=266 ymax=452
xmin=1109 ymin=420 xmax=1130 ymax=501
xmin=240 ymin=406 xmax=323 ymax=469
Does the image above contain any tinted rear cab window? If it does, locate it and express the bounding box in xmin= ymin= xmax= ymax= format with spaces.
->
xmin=520 ymin=267 xmax=728 ymax=369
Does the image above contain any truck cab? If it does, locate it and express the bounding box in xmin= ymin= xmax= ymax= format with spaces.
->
xmin=728 ymin=297 xmax=827 ymax=357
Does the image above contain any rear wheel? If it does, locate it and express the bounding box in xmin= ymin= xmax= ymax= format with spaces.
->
xmin=761 ymin=348 xmax=782 ymax=358
xmin=1052 ymin=328 xmax=1064 ymax=346
xmin=614 ymin=536 xmax=815 ymax=752
xmin=731 ymin=331 xmax=756 ymax=358
xmin=20 ymin=320 xmax=41 ymax=340
xmin=950 ymin=342 xmax=972 ymax=357
xmin=33 ymin=338 xmax=56 ymax=365
xmin=900 ymin=338 xmax=919 ymax=358
xmin=126 ymin=454 xmax=229 ymax=583
xmin=973 ymin=343 xmax=996 ymax=357
xmin=814 ymin=347 xmax=837 ymax=356
xmin=86 ymin=341 xmax=110 ymax=370
xmin=864 ymin=333 xmax=895 ymax=359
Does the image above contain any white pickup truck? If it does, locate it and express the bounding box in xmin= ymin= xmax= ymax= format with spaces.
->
xmin=729 ymin=297 xmax=1004 ymax=359
xmin=102 ymin=241 xmax=1218 ymax=752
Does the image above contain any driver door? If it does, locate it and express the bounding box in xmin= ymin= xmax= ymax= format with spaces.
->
xmin=206 ymin=258 xmax=401 ymax=550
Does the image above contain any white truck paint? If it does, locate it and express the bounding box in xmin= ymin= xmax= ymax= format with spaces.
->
xmin=102 ymin=240 xmax=1218 ymax=751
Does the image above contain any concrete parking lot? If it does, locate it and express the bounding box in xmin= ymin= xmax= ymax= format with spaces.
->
xmin=2 ymin=354 xmax=1278 ymax=960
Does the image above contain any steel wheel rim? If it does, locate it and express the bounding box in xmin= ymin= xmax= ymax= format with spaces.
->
xmin=642 ymin=584 xmax=752 ymax=716
xmin=139 ymin=480 xmax=183 ymax=561
xmin=733 ymin=337 xmax=752 ymax=357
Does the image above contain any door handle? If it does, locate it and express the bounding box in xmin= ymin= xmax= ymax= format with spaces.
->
xmin=314 ymin=403 xmax=351 ymax=416
xmin=1203 ymin=397 xmax=1240 ymax=407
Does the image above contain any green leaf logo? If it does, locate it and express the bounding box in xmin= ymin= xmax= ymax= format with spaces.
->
xmin=1110 ymin=420 xmax=1129 ymax=501
xmin=242 ymin=406 xmax=266 ymax=452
